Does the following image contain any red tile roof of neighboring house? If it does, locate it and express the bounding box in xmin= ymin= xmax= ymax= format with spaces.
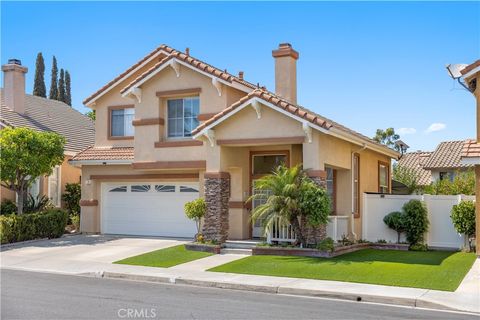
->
xmin=423 ymin=140 xmax=473 ymax=170
xmin=461 ymin=139 xmax=480 ymax=158
xmin=397 ymin=151 xmax=433 ymax=186
xmin=461 ymin=60 xmax=480 ymax=76
xmin=70 ymin=146 xmax=134 ymax=162
xmin=120 ymin=45 xmax=257 ymax=95
xmin=191 ymin=88 xmax=397 ymax=155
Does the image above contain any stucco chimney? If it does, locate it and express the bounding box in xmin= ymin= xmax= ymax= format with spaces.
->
xmin=272 ymin=43 xmax=299 ymax=104
xmin=2 ymin=59 xmax=28 ymax=114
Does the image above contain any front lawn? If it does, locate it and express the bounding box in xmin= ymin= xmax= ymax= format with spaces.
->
xmin=115 ymin=245 xmax=213 ymax=268
xmin=209 ymin=249 xmax=476 ymax=291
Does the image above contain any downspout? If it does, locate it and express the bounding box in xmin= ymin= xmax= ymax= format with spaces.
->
xmin=351 ymin=143 xmax=367 ymax=240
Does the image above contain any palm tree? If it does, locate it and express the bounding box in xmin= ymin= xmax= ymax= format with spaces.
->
xmin=249 ymin=164 xmax=307 ymax=246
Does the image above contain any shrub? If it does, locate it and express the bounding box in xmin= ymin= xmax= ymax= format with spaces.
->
xmin=402 ymin=199 xmax=429 ymax=247
xmin=409 ymin=243 xmax=428 ymax=251
xmin=423 ymin=170 xmax=475 ymax=195
xmin=0 ymin=208 xmax=68 ymax=244
xmin=71 ymin=214 xmax=80 ymax=231
xmin=317 ymin=237 xmax=334 ymax=252
xmin=184 ymin=198 xmax=206 ymax=240
xmin=377 ymin=239 xmax=387 ymax=243
xmin=451 ymin=200 xmax=476 ymax=251
xmin=62 ymin=183 xmax=81 ymax=215
xmin=0 ymin=200 xmax=17 ymax=215
xmin=24 ymin=194 xmax=53 ymax=213
xmin=383 ymin=211 xmax=406 ymax=243
xmin=299 ymin=180 xmax=331 ymax=227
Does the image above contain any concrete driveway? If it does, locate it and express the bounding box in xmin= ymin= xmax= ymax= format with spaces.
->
xmin=1 ymin=234 xmax=187 ymax=274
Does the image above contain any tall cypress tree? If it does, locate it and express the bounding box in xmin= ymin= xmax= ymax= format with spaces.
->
xmin=49 ymin=56 xmax=58 ymax=100
xmin=65 ymin=70 xmax=71 ymax=106
xmin=33 ymin=53 xmax=46 ymax=97
xmin=57 ymin=68 xmax=66 ymax=103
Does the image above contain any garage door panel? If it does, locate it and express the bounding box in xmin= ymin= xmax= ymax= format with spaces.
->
xmin=102 ymin=182 xmax=199 ymax=237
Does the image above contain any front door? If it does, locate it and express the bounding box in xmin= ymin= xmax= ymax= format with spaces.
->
xmin=250 ymin=151 xmax=289 ymax=238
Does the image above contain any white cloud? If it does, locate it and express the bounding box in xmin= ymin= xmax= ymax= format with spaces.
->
xmin=425 ymin=123 xmax=446 ymax=133
xmin=397 ymin=127 xmax=416 ymax=135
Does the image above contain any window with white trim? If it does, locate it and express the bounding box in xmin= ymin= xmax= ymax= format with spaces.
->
xmin=48 ymin=166 xmax=61 ymax=207
xmin=167 ymin=97 xmax=199 ymax=138
xmin=111 ymin=108 xmax=134 ymax=137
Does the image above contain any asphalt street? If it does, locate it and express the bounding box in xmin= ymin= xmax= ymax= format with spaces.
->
xmin=1 ymin=269 xmax=477 ymax=320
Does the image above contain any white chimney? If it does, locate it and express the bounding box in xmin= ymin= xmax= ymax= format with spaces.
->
xmin=272 ymin=43 xmax=299 ymax=104
xmin=2 ymin=59 xmax=28 ymax=114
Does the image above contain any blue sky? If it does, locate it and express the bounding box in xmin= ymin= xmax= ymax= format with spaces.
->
xmin=2 ymin=1 xmax=479 ymax=151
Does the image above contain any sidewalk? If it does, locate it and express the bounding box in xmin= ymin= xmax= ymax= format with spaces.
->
xmin=2 ymin=245 xmax=479 ymax=313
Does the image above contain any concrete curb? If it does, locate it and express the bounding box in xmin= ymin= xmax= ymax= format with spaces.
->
xmin=99 ymin=272 xmax=461 ymax=313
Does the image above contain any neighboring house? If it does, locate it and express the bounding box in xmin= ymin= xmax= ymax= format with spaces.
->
xmin=1 ymin=59 xmax=95 ymax=208
xmin=398 ymin=140 xmax=473 ymax=186
xmin=71 ymin=43 xmax=399 ymax=241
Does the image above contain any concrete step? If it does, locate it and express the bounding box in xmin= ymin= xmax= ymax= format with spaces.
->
xmin=220 ymin=248 xmax=252 ymax=255
xmin=224 ymin=240 xmax=260 ymax=249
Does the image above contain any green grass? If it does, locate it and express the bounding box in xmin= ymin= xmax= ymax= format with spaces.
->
xmin=114 ymin=245 xmax=213 ymax=268
xmin=209 ymin=249 xmax=476 ymax=291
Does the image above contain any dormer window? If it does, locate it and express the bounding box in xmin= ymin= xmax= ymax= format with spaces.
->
xmin=167 ymin=97 xmax=199 ymax=138
xmin=109 ymin=106 xmax=134 ymax=139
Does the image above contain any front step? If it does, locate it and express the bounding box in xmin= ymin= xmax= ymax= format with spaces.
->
xmin=220 ymin=248 xmax=252 ymax=255
xmin=224 ymin=240 xmax=260 ymax=249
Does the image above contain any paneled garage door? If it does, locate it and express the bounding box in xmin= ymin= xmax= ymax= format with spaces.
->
xmin=101 ymin=182 xmax=199 ymax=237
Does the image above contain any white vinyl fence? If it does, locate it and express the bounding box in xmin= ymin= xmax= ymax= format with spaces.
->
xmin=267 ymin=215 xmax=349 ymax=243
xmin=363 ymin=194 xmax=475 ymax=249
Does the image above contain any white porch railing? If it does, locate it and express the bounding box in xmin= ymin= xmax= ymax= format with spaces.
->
xmin=266 ymin=215 xmax=350 ymax=243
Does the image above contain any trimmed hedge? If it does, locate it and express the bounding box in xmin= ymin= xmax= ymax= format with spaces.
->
xmin=0 ymin=209 xmax=68 ymax=244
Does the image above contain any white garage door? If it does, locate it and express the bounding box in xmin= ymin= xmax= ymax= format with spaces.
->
xmin=101 ymin=182 xmax=199 ymax=238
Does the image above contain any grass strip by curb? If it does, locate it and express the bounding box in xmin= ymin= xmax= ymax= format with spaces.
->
xmin=115 ymin=245 xmax=213 ymax=268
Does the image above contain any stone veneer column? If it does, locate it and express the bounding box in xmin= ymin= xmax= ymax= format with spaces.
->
xmin=305 ymin=170 xmax=328 ymax=245
xmin=202 ymin=172 xmax=230 ymax=243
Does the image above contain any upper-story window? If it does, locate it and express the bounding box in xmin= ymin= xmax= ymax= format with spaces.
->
xmin=167 ymin=97 xmax=199 ymax=138
xmin=110 ymin=107 xmax=134 ymax=138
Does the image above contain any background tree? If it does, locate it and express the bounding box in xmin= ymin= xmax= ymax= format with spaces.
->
xmin=33 ymin=52 xmax=46 ymax=97
xmin=57 ymin=68 xmax=66 ymax=103
xmin=85 ymin=110 xmax=96 ymax=121
xmin=0 ymin=128 xmax=65 ymax=215
xmin=423 ymin=170 xmax=475 ymax=195
xmin=393 ymin=164 xmax=419 ymax=194
xmin=65 ymin=70 xmax=72 ymax=106
xmin=49 ymin=56 xmax=58 ymax=100
xmin=373 ymin=128 xmax=400 ymax=151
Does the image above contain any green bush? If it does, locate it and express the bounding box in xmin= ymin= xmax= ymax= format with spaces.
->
xmin=409 ymin=243 xmax=428 ymax=251
xmin=383 ymin=211 xmax=406 ymax=243
xmin=299 ymin=180 xmax=331 ymax=227
xmin=451 ymin=200 xmax=476 ymax=251
xmin=0 ymin=208 xmax=68 ymax=244
xmin=402 ymin=200 xmax=429 ymax=247
xmin=62 ymin=183 xmax=81 ymax=215
xmin=71 ymin=214 xmax=80 ymax=231
xmin=184 ymin=198 xmax=206 ymax=239
xmin=24 ymin=194 xmax=53 ymax=213
xmin=317 ymin=237 xmax=335 ymax=252
xmin=0 ymin=200 xmax=17 ymax=215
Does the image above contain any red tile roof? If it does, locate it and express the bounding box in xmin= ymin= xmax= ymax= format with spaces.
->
xmin=83 ymin=45 xmax=171 ymax=105
xmin=397 ymin=151 xmax=432 ymax=186
xmin=191 ymin=88 xmax=397 ymax=155
xmin=120 ymin=45 xmax=257 ymax=95
xmin=461 ymin=139 xmax=480 ymax=158
xmin=424 ymin=140 xmax=473 ymax=169
xmin=70 ymin=146 xmax=134 ymax=161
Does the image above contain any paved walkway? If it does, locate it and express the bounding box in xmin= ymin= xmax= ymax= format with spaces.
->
xmin=1 ymin=235 xmax=479 ymax=313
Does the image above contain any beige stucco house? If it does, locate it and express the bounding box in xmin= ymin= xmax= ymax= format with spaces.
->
xmin=72 ymin=43 xmax=399 ymax=241
xmin=1 ymin=59 xmax=94 ymax=209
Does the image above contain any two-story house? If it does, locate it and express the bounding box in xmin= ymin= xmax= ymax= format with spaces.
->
xmin=71 ymin=43 xmax=399 ymax=242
